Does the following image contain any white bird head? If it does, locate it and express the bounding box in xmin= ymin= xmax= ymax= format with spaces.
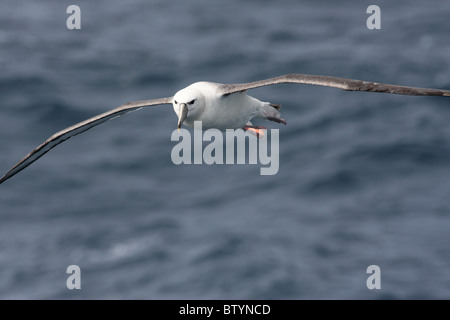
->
xmin=172 ymin=87 xmax=204 ymax=130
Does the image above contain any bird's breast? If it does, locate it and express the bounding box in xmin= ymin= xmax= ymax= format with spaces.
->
xmin=197 ymin=94 xmax=258 ymax=130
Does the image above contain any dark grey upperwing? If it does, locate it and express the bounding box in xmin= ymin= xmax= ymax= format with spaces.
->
xmin=218 ymin=73 xmax=450 ymax=97
xmin=0 ymin=97 xmax=172 ymax=184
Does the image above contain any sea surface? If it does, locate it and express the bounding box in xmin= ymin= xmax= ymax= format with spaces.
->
xmin=0 ymin=0 xmax=449 ymax=299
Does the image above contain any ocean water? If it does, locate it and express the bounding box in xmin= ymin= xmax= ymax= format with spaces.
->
xmin=0 ymin=0 xmax=450 ymax=299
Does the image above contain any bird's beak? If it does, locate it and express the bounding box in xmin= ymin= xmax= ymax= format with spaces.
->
xmin=177 ymin=103 xmax=188 ymax=131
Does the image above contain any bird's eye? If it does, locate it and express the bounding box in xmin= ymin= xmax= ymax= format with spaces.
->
xmin=174 ymin=100 xmax=178 ymax=104
xmin=188 ymin=99 xmax=196 ymax=105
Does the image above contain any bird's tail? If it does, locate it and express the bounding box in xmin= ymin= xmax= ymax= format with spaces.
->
xmin=270 ymin=103 xmax=281 ymax=110
xmin=258 ymin=102 xmax=281 ymax=118
xmin=257 ymin=102 xmax=287 ymax=125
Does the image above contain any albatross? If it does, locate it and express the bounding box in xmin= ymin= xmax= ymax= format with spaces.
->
xmin=1 ymin=73 xmax=449 ymax=184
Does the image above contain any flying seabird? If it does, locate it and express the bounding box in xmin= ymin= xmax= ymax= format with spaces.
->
xmin=1 ymin=73 xmax=449 ymax=184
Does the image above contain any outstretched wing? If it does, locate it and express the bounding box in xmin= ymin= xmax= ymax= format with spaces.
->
xmin=218 ymin=73 xmax=450 ymax=97
xmin=0 ymin=97 xmax=172 ymax=184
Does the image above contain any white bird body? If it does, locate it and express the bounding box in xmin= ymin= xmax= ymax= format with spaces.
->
xmin=172 ymin=81 xmax=281 ymax=130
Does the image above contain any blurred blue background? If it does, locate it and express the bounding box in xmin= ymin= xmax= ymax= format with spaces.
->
xmin=0 ymin=0 xmax=449 ymax=299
